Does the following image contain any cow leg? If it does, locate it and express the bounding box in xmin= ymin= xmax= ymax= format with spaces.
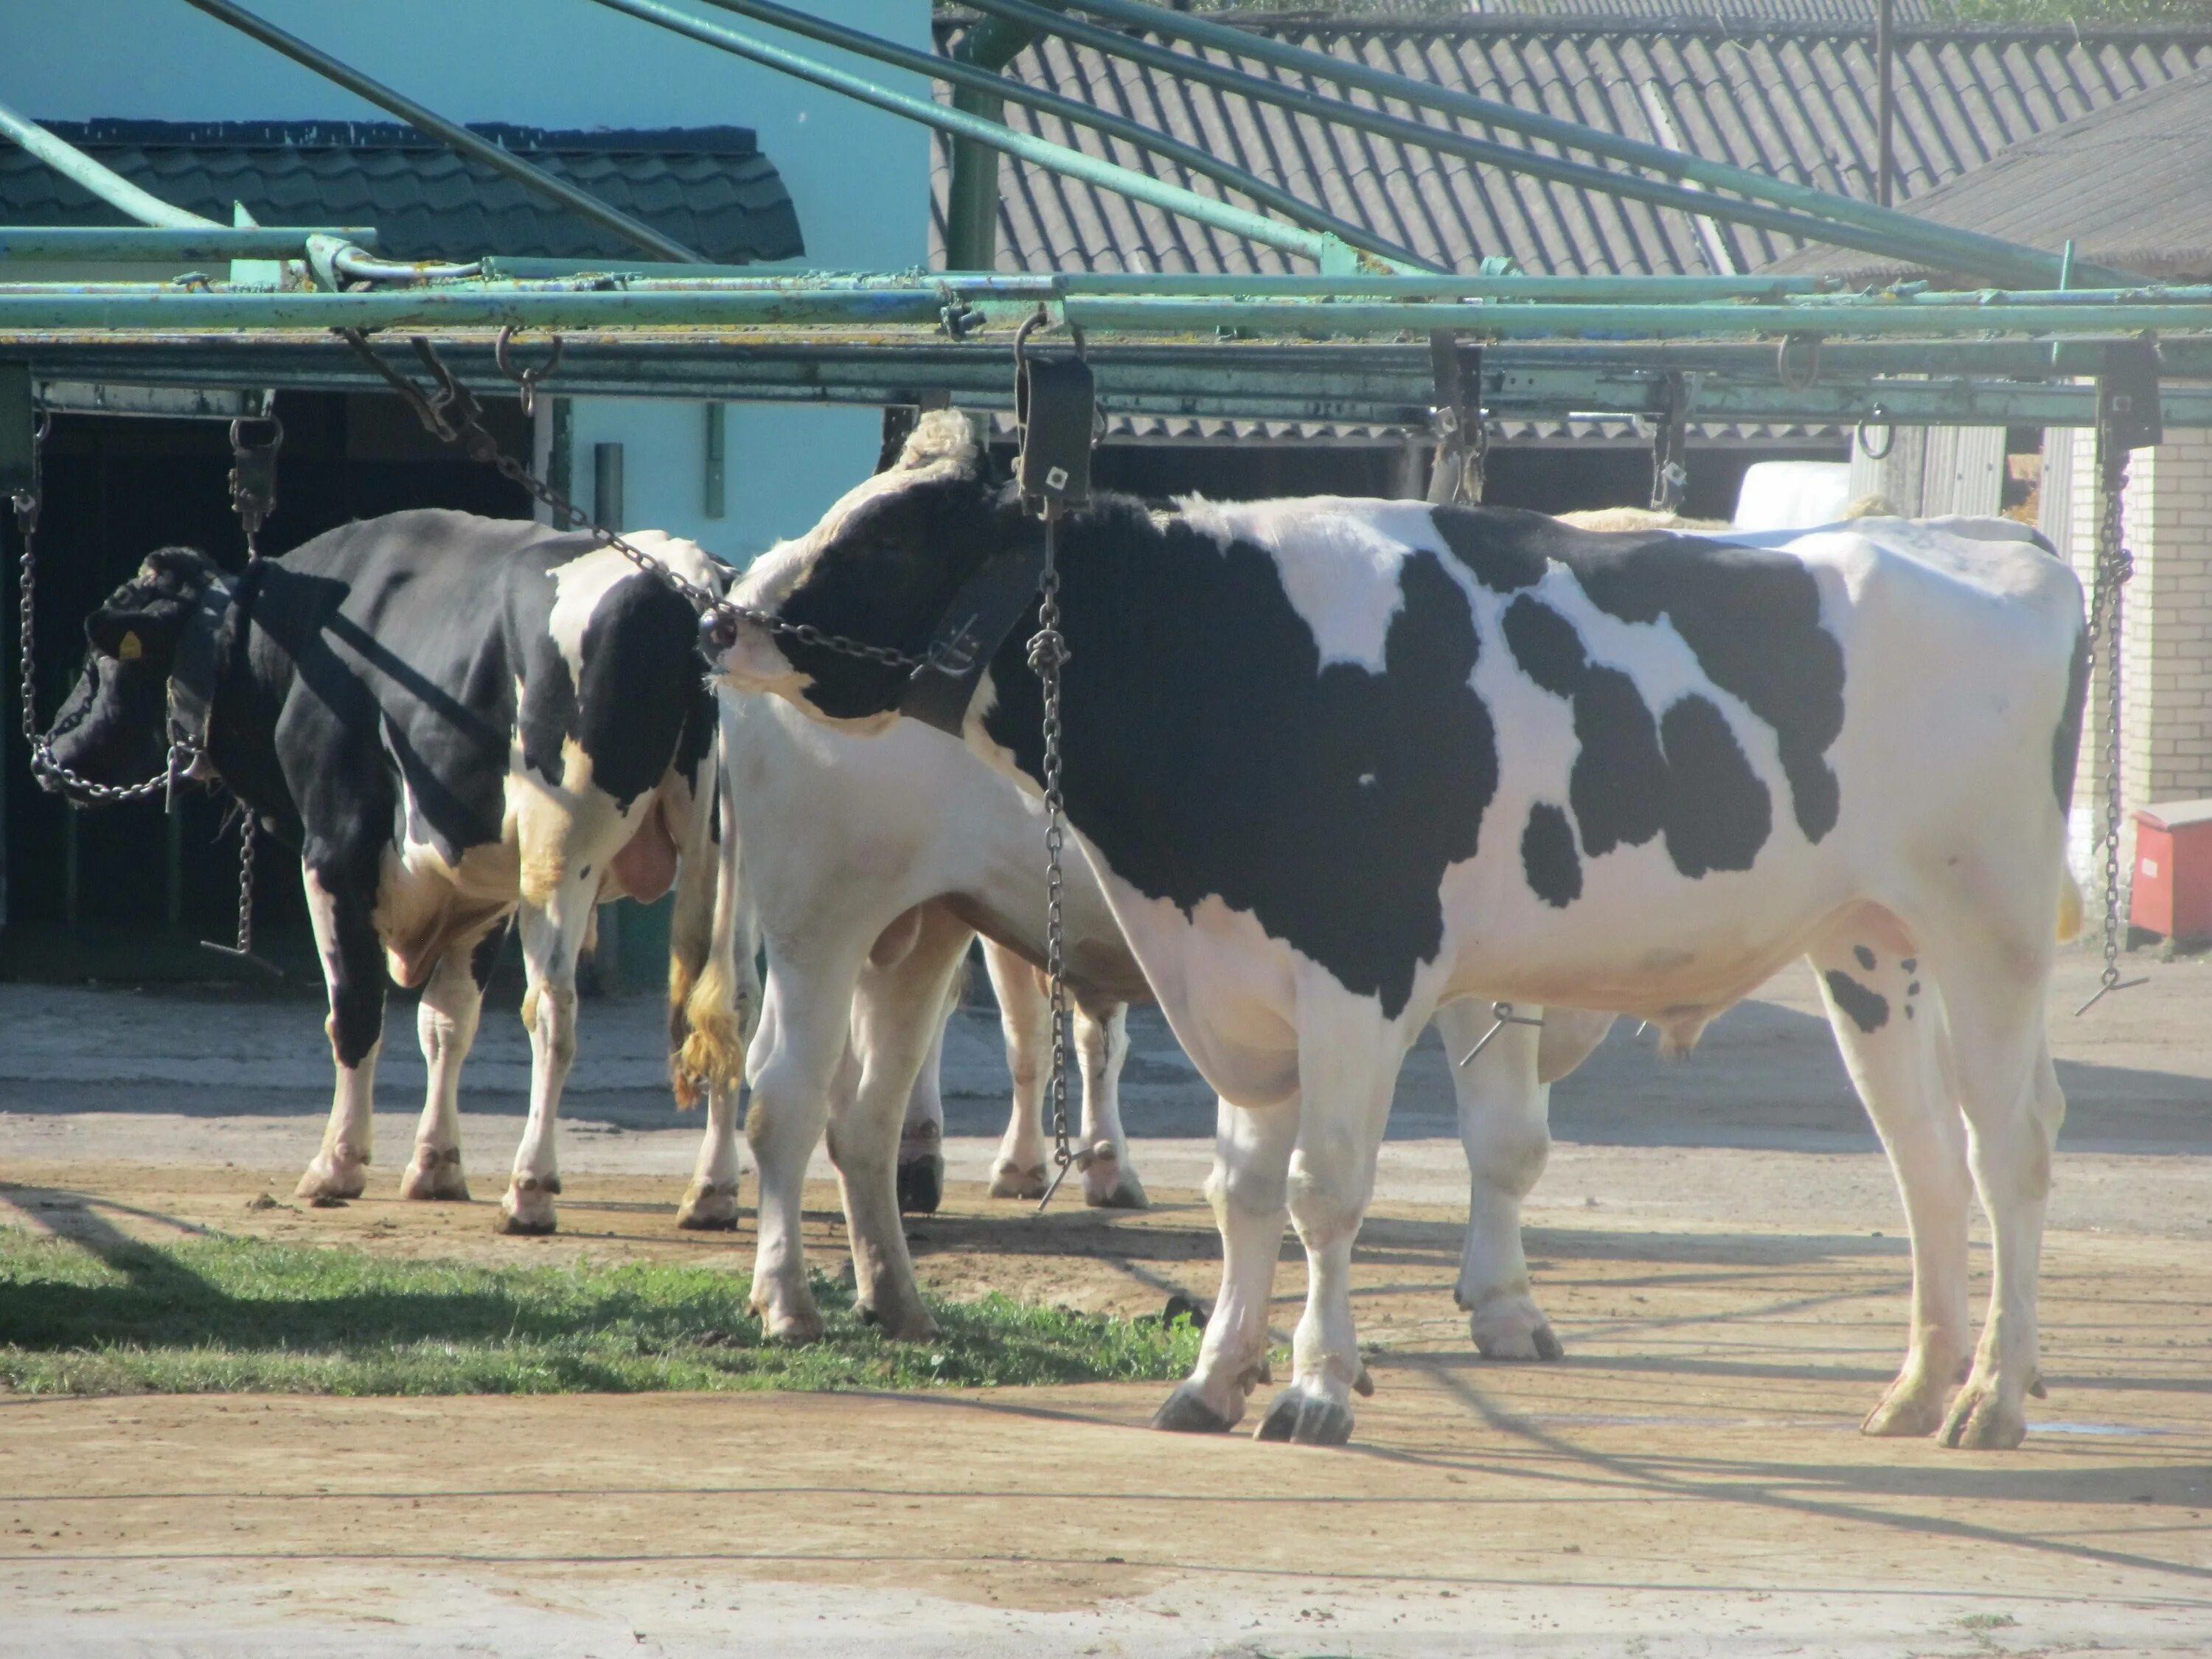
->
xmin=747 ymin=942 xmax=871 ymax=1342
xmin=895 ymin=988 xmax=953 ymax=1217
xmin=982 ymin=944 xmax=1050 ymax=1200
xmin=1074 ymin=997 xmax=1146 ymax=1210
xmin=1256 ymin=1009 xmax=1404 ymax=1447
xmin=296 ymin=863 xmax=386 ymax=1202
xmin=834 ymin=905 xmax=973 ymax=1340
xmin=1153 ymin=1094 xmax=1299 ymax=1434
xmin=1921 ymin=925 xmax=2064 ymax=1452
xmin=399 ymin=925 xmax=500 ymax=1202
xmin=498 ymin=874 xmax=598 ymax=1235
xmin=677 ymin=1082 xmax=744 ymax=1231
xmin=1435 ymin=1001 xmax=1559 ymax=1361
xmin=1807 ymin=933 xmax=1972 ymax=1439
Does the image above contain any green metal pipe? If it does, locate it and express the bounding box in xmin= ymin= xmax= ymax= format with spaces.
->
xmin=0 ymin=97 xmax=220 ymax=229
xmin=1017 ymin=0 xmax=2118 ymax=288
xmin=454 ymin=270 xmax=1837 ymax=302
xmin=178 ymin=0 xmax=703 ymax=263
xmin=689 ymin=0 xmax=1434 ymax=271
xmin=582 ymin=0 xmax=1366 ymax=271
xmin=959 ymin=0 xmax=2040 ymax=290
xmin=0 ymin=226 xmax=378 ymax=261
xmin=945 ymin=13 xmax=1037 ymax=272
xmin=0 ymin=288 xmax=959 ymax=329
xmin=1059 ymin=294 xmax=2212 ymax=339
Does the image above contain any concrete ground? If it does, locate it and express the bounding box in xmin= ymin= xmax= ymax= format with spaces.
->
xmin=1 ymin=945 xmax=2208 ymax=1656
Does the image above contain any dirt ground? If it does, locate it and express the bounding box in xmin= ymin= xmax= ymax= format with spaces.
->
xmin=1 ymin=947 xmax=2208 ymax=1656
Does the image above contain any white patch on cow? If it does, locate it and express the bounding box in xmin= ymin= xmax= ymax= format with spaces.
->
xmin=1178 ymin=496 xmax=1437 ymax=672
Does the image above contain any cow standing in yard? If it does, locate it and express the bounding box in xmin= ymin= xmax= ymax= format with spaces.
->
xmin=717 ymin=412 xmax=2088 ymax=1451
xmin=41 ymin=509 xmax=749 ymax=1233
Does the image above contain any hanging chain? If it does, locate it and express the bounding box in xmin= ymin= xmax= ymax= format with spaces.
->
xmin=12 ymin=411 xmax=197 ymax=804
xmin=2076 ymin=442 xmax=2147 ymax=1015
xmin=335 ymin=330 xmax=927 ymax=672
xmin=1455 ymin=1000 xmax=1545 ymax=1069
xmin=1029 ymin=516 xmax=1080 ymax=1211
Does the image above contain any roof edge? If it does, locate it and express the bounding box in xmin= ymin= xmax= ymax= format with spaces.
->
xmin=37 ymin=119 xmax=765 ymax=155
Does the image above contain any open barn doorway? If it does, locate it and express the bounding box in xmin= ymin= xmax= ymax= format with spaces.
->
xmin=1 ymin=392 xmax=530 ymax=981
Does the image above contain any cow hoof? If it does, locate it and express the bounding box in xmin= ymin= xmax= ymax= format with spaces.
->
xmin=988 ymin=1161 xmax=1049 ymax=1201
xmin=896 ymin=1154 xmax=944 ymax=1217
xmin=1082 ymin=1148 xmax=1150 ymax=1211
xmin=294 ymin=1155 xmax=368 ymax=1202
xmin=399 ymin=1147 xmax=470 ymax=1203
xmin=1151 ymin=1383 xmax=1237 ymax=1435
xmin=858 ymin=1300 xmax=940 ymax=1343
xmin=497 ymin=1177 xmax=560 ymax=1236
xmin=756 ymin=1298 xmax=827 ymax=1346
xmin=1472 ymin=1317 xmax=1564 ymax=1363
xmin=1253 ymin=1387 xmax=1354 ymax=1447
xmin=1938 ymin=1382 xmax=2027 ymax=1451
xmin=1861 ymin=1371 xmax=1948 ymax=1439
xmin=675 ymin=1180 xmax=740 ymax=1231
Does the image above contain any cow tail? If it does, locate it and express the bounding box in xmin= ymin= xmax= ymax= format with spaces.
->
xmin=673 ymin=741 xmax=757 ymax=1107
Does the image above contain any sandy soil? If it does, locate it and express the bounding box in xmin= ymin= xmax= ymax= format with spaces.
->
xmin=1 ymin=947 xmax=2208 ymax=1655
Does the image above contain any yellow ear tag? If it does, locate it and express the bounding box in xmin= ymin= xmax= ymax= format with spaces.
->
xmin=117 ymin=631 xmax=143 ymax=661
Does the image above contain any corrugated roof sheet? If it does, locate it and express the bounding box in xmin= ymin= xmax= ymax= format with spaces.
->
xmin=931 ymin=19 xmax=2212 ymax=276
xmin=0 ymin=119 xmax=802 ymax=263
xmin=1768 ymin=65 xmax=2212 ymax=279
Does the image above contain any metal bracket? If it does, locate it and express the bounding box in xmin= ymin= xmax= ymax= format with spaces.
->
xmin=1649 ymin=369 xmax=1692 ymax=513
xmin=1427 ymin=333 xmax=1486 ymax=506
xmin=1015 ymin=316 xmax=1096 ymax=518
xmin=2097 ymin=338 xmax=2163 ymax=454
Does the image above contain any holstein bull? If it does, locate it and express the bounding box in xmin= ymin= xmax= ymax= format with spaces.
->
xmin=717 ymin=681 xmax=1615 ymax=1357
xmin=44 ymin=510 xmax=749 ymax=1231
xmin=717 ymin=413 xmax=2089 ymax=1450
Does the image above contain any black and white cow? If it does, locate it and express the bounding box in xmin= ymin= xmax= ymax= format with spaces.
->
xmin=717 ymin=412 xmax=2089 ymax=1451
xmin=44 ymin=509 xmax=748 ymax=1231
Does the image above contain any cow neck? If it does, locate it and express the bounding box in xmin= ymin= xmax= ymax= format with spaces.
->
xmin=193 ymin=560 xmax=296 ymax=841
xmin=896 ymin=532 xmax=1048 ymax=737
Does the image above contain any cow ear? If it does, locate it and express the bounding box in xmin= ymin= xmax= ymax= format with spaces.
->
xmin=86 ymin=591 xmax=192 ymax=663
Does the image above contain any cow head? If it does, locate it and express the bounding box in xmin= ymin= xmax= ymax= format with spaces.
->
xmin=42 ymin=546 xmax=230 ymax=795
xmin=716 ymin=411 xmax=1018 ymax=731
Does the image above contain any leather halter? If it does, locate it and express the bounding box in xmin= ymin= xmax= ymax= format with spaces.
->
xmin=896 ymin=540 xmax=1046 ymax=737
xmin=166 ymin=566 xmax=248 ymax=755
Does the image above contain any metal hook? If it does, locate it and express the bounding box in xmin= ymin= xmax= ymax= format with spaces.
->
xmin=495 ymin=325 xmax=565 ymax=419
xmin=1855 ymin=404 xmax=1896 ymax=461
xmin=1776 ymin=333 xmax=1823 ymax=393
xmin=1455 ymin=1001 xmax=1544 ymax=1068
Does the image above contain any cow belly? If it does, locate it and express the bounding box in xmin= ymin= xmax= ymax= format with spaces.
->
xmin=375 ymin=841 xmax=518 ymax=990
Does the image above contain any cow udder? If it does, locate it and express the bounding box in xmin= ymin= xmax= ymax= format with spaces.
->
xmin=607 ymin=801 xmax=681 ymax=903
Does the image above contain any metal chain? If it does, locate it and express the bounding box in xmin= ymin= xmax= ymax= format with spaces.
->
xmin=1027 ymin=516 xmax=1077 ymax=1211
xmin=11 ymin=412 xmax=196 ymax=804
xmin=231 ymin=818 xmax=257 ymax=956
xmin=2077 ymin=443 xmax=2146 ymax=1015
xmin=336 ymin=330 xmax=926 ymax=671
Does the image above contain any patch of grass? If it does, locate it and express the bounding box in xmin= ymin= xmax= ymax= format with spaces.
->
xmin=1955 ymin=1613 xmax=2020 ymax=1632
xmin=0 ymin=1226 xmax=1202 ymax=1397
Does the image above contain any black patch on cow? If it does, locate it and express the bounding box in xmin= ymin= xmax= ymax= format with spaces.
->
xmin=1907 ymin=980 xmax=1921 ymax=996
xmin=1900 ymin=957 xmax=1916 ymax=973
xmin=313 ymin=857 xmax=389 ymax=1069
xmin=571 ymin=572 xmax=705 ymax=811
xmin=1501 ymin=594 xmax=1766 ymax=878
xmin=1823 ymin=970 xmax=1890 ymax=1034
xmin=1854 ymin=945 xmax=1877 ymax=971
xmin=981 ymin=507 xmax=1495 ymax=1021
xmin=1437 ymin=507 xmax=1847 ymax=845
xmin=1521 ymin=802 xmax=1582 ymax=908
xmin=1658 ymin=696 xmax=1770 ymax=877
xmin=1905 ymin=1004 xmax=1916 ymax=1020
xmin=470 ymin=922 xmax=509 ymax=992
xmin=518 ymin=646 xmax=579 ymax=790
xmin=2053 ymin=624 xmax=2090 ymax=814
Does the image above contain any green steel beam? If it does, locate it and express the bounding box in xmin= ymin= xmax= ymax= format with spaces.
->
xmin=0 ymin=226 xmax=378 ymax=261
xmin=1019 ymin=0 xmax=2122 ymax=289
xmin=688 ymin=0 xmax=1434 ymax=272
xmin=179 ymin=0 xmax=703 ymax=263
xmin=0 ymin=97 xmax=220 ymax=229
xmin=943 ymin=13 xmax=1034 ymax=272
xmin=583 ymin=0 xmax=1378 ymax=272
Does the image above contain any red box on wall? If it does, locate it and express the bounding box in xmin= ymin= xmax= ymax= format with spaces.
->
xmin=2130 ymin=799 xmax=2212 ymax=946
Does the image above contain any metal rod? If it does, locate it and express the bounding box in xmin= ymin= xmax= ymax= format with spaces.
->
xmin=0 ymin=226 xmax=378 ymax=261
xmin=1004 ymin=0 xmax=2121 ymax=288
xmin=0 ymin=97 xmax=220 ymax=229
xmin=178 ymin=0 xmax=703 ymax=263
xmin=580 ymin=0 xmax=1368 ymax=271
xmin=689 ymin=0 xmax=1434 ymax=271
xmin=1877 ymin=0 xmax=1896 ymax=210
xmin=958 ymin=0 xmax=2050 ymax=288
xmin=945 ymin=13 xmax=1037 ymax=274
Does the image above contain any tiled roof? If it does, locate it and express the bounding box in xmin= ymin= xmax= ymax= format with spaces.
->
xmin=930 ymin=18 xmax=2212 ymax=276
xmin=1770 ymin=65 xmax=2212 ymax=279
xmin=0 ymin=120 xmax=802 ymax=263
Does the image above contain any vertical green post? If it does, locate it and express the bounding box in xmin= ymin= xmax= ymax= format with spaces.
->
xmin=944 ymin=15 xmax=1038 ymax=272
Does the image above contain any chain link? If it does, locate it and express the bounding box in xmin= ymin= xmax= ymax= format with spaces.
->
xmin=2077 ymin=442 xmax=2146 ymax=1015
xmin=1026 ymin=518 xmax=1077 ymax=1206
xmin=12 ymin=414 xmax=197 ymax=804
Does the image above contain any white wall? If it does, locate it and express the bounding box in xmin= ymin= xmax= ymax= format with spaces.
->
xmin=2 ymin=0 xmax=928 ymax=560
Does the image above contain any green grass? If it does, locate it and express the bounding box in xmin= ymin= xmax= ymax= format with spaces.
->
xmin=0 ymin=1226 xmax=1203 ymax=1398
